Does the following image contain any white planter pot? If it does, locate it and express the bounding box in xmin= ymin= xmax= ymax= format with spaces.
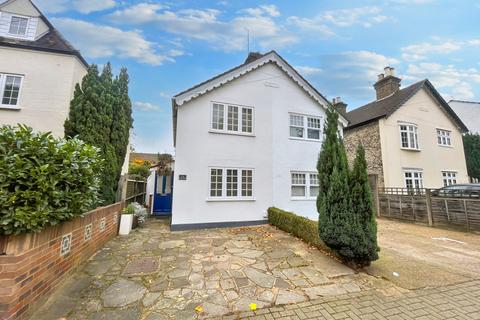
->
xmin=119 ymin=214 xmax=133 ymax=235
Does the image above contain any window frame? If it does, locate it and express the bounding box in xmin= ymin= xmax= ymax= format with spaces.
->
xmin=436 ymin=128 xmax=452 ymax=147
xmin=210 ymin=102 xmax=255 ymax=136
xmin=8 ymin=15 xmax=29 ymax=37
xmin=399 ymin=123 xmax=420 ymax=151
xmin=291 ymin=171 xmax=319 ymax=200
xmin=208 ymin=167 xmax=255 ymax=201
xmin=442 ymin=171 xmax=457 ymax=187
xmin=289 ymin=113 xmax=323 ymax=142
xmin=0 ymin=73 xmax=24 ymax=109
xmin=403 ymin=169 xmax=424 ymax=190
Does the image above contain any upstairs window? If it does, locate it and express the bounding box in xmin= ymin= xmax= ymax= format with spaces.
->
xmin=9 ymin=16 xmax=28 ymax=36
xmin=289 ymin=114 xmax=322 ymax=141
xmin=0 ymin=74 xmax=23 ymax=107
xmin=400 ymin=124 xmax=419 ymax=150
xmin=211 ymin=102 xmax=254 ymax=135
xmin=437 ymin=129 xmax=452 ymax=147
xmin=442 ymin=171 xmax=457 ymax=187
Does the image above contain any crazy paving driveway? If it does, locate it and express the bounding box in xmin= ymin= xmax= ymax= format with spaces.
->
xmin=30 ymin=219 xmax=395 ymax=320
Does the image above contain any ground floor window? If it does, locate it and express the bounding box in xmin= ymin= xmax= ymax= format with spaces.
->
xmin=442 ymin=171 xmax=457 ymax=186
xmin=404 ymin=170 xmax=423 ymax=190
xmin=209 ymin=167 xmax=254 ymax=199
xmin=291 ymin=171 xmax=319 ymax=199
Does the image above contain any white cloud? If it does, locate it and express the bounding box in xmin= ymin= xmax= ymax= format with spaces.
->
xmin=108 ymin=4 xmax=297 ymax=51
xmin=406 ymin=63 xmax=480 ymax=99
xmin=134 ymin=102 xmax=161 ymax=111
xmin=52 ymin=18 xmax=181 ymax=65
xmin=294 ymin=66 xmax=323 ymax=76
xmin=35 ymin=0 xmax=116 ymax=14
xmin=287 ymin=6 xmax=387 ymax=36
xmin=401 ymin=41 xmax=462 ymax=61
xmin=389 ymin=0 xmax=435 ymax=4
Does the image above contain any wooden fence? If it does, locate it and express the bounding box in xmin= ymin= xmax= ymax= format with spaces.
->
xmin=378 ymin=187 xmax=480 ymax=231
xmin=125 ymin=179 xmax=147 ymax=205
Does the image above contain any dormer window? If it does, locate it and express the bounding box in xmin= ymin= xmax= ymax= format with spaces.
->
xmin=9 ymin=16 xmax=29 ymax=36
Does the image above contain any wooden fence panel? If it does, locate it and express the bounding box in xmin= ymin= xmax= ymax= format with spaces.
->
xmin=378 ymin=187 xmax=480 ymax=231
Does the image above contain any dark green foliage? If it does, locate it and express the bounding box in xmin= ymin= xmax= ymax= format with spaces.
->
xmin=317 ymin=108 xmax=357 ymax=260
xmin=349 ymin=145 xmax=379 ymax=265
xmin=0 ymin=125 xmax=102 ymax=235
xmin=64 ymin=63 xmax=132 ymax=204
xmin=316 ymin=108 xmax=378 ymax=267
xmin=463 ymin=133 xmax=480 ymax=180
xmin=267 ymin=207 xmax=332 ymax=254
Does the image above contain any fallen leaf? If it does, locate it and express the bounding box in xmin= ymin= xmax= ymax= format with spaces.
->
xmin=195 ymin=305 xmax=204 ymax=313
xmin=249 ymin=303 xmax=257 ymax=311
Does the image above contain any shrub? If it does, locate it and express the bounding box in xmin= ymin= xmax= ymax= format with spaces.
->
xmin=0 ymin=125 xmax=102 ymax=235
xmin=267 ymin=207 xmax=333 ymax=254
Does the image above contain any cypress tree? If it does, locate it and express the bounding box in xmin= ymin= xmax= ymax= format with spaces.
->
xmin=317 ymin=108 xmax=358 ymax=261
xmin=349 ymin=144 xmax=379 ymax=266
xmin=463 ymin=133 xmax=480 ymax=180
xmin=64 ymin=63 xmax=132 ymax=204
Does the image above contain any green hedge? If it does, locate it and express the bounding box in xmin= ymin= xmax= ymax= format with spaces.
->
xmin=267 ymin=207 xmax=332 ymax=254
xmin=0 ymin=125 xmax=102 ymax=235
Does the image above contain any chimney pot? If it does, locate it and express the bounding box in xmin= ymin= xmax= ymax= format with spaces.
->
xmin=378 ymin=73 xmax=384 ymax=81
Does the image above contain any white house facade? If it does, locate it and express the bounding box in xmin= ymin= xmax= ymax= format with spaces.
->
xmin=171 ymin=51 xmax=347 ymax=230
xmin=0 ymin=0 xmax=88 ymax=137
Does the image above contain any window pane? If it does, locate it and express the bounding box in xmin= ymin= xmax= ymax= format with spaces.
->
xmin=307 ymin=129 xmax=320 ymax=140
xmin=2 ymin=76 xmax=22 ymax=106
xmin=212 ymin=104 xmax=224 ymax=130
xmin=401 ymin=131 xmax=408 ymax=148
xmin=310 ymin=186 xmax=319 ymax=197
xmin=309 ymin=174 xmax=319 ymax=185
xmin=9 ymin=17 xmax=28 ymax=35
xmin=241 ymin=170 xmax=253 ymax=197
xmin=226 ymin=169 xmax=238 ymax=197
xmin=242 ymin=108 xmax=253 ymax=133
xmin=291 ymin=173 xmax=306 ymax=185
xmin=307 ymin=117 xmax=321 ymax=129
xmin=290 ymin=126 xmax=304 ymax=138
xmin=290 ymin=115 xmax=303 ymax=126
xmin=292 ymin=186 xmax=306 ymax=197
xmin=227 ymin=106 xmax=238 ymax=131
xmin=210 ymin=169 xmax=223 ymax=197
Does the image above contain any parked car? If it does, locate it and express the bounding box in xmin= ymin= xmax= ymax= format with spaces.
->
xmin=432 ymin=184 xmax=480 ymax=198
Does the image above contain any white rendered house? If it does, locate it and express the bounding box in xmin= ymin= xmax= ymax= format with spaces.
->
xmin=171 ymin=51 xmax=347 ymax=230
xmin=0 ymin=0 xmax=88 ymax=137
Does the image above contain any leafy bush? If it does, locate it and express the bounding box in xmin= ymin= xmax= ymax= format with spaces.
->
xmin=0 ymin=125 xmax=102 ymax=235
xmin=128 ymin=160 xmax=151 ymax=179
xmin=267 ymin=207 xmax=333 ymax=254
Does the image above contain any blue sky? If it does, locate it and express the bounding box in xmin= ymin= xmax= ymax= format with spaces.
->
xmin=35 ymin=0 xmax=480 ymax=153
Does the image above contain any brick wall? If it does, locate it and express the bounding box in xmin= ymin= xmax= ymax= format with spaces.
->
xmin=344 ymin=121 xmax=385 ymax=187
xmin=0 ymin=202 xmax=123 ymax=320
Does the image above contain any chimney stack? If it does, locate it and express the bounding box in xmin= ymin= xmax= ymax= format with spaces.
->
xmin=332 ymin=97 xmax=347 ymax=115
xmin=374 ymin=66 xmax=401 ymax=100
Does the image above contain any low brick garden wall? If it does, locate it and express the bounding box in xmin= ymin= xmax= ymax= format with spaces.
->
xmin=0 ymin=202 xmax=124 ymax=320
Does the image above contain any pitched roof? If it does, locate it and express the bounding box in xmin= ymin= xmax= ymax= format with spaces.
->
xmin=0 ymin=0 xmax=88 ymax=67
xmin=172 ymin=50 xmax=346 ymax=124
xmin=345 ymin=79 xmax=468 ymax=132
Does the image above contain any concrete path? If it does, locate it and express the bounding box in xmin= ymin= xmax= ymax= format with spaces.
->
xmin=30 ymin=219 xmax=391 ymax=320
xmin=366 ymin=219 xmax=480 ymax=289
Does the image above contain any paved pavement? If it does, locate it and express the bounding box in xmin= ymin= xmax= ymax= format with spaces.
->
xmin=29 ymin=218 xmax=480 ymax=320
xmin=218 ymin=279 xmax=480 ymax=319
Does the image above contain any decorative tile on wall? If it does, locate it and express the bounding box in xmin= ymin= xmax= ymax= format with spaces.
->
xmin=99 ymin=217 xmax=106 ymax=232
xmin=84 ymin=223 xmax=92 ymax=241
xmin=60 ymin=233 xmax=72 ymax=256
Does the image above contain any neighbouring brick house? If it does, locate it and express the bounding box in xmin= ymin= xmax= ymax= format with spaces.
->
xmin=342 ymin=67 xmax=469 ymax=189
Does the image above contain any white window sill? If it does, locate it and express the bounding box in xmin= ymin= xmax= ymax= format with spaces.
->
xmin=291 ymin=197 xmax=317 ymax=201
xmin=209 ymin=130 xmax=255 ymax=137
xmin=288 ymin=137 xmax=322 ymax=143
xmin=0 ymin=105 xmax=21 ymax=110
xmin=400 ymin=147 xmax=421 ymax=152
xmin=206 ymin=197 xmax=256 ymax=202
xmin=438 ymin=144 xmax=453 ymax=148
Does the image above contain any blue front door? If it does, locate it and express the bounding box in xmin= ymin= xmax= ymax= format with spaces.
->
xmin=153 ymin=173 xmax=173 ymax=215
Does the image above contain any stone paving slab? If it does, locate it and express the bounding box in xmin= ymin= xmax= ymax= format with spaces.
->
xmin=30 ymin=219 xmax=386 ymax=320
